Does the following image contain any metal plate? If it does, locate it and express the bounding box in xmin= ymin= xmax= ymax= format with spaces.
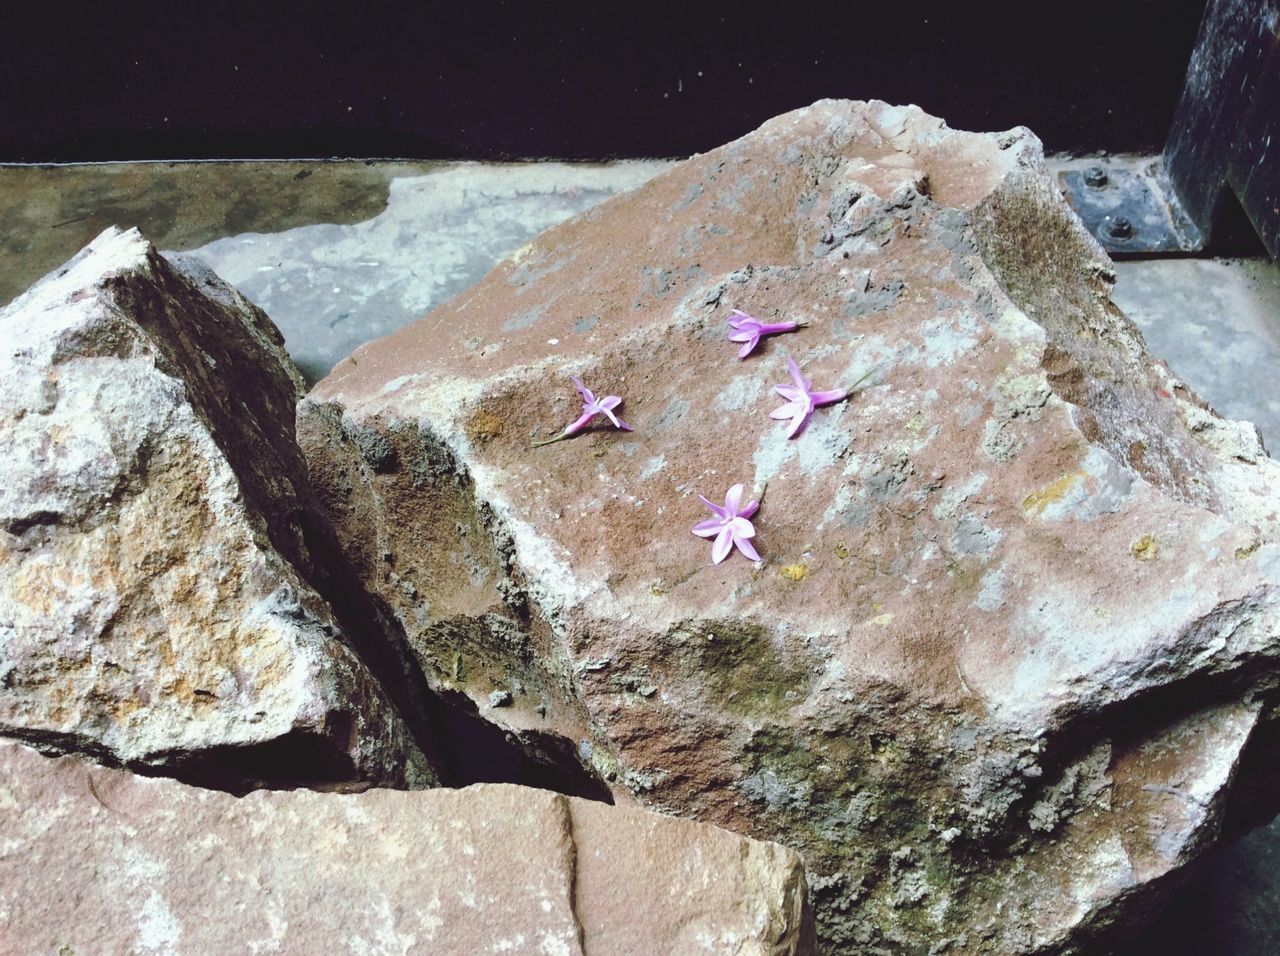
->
xmin=1059 ymin=157 xmax=1204 ymax=256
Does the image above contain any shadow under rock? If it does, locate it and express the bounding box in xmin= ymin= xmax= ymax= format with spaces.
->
xmin=427 ymin=687 xmax=614 ymax=804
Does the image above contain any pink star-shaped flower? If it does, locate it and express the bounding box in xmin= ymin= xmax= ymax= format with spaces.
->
xmin=726 ymin=309 xmax=803 ymax=359
xmin=692 ymin=483 xmax=760 ymax=564
xmin=769 ymin=356 xmax=850 ymax=439
xmin=532 ymin=377 xmax=634 ymax=446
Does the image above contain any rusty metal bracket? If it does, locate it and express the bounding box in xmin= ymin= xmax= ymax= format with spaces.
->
xmin=1058 ymin=157 xmax=1204 ymax=256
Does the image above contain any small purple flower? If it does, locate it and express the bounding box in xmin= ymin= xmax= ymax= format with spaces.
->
xmin=727 ymin=309 xmax=803 ymax=359
xmin=769 ymin=356 xmax=851 ymax=439
xmin=692 ymin=483 xmax=761 ymax=564
xmin=532 ymin=376 xmax=634 ymax=446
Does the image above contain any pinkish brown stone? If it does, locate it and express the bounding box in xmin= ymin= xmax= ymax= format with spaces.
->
xmin=298 ymin=101 xmax=1280 ymax=950
xmin=0 ymin=228 xmax=438 ymax=790
xmin=0 ymin=740 xmax=813 ymax=954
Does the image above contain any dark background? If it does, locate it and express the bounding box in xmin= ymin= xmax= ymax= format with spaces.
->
xmin=2 ymin=1 xmax=1208 ymax=162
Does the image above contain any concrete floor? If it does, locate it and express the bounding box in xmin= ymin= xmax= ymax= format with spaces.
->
xmin=2 ymin=159 xmax=1279 ymax=953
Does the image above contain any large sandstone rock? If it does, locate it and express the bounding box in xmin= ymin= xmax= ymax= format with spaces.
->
xmin=299 ymin=101 xmax=1280 ymax=951
xmin=0 ymin=740 xmax=813 ymax=954
xmin=0 ymin=227 xmax=437 ymax=789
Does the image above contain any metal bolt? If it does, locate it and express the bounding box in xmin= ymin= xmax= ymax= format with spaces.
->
xmin=1107 ymin=217 xmax=1134 ymax=240
xmin=1083 ymin=166 xmax=1109 ymax=188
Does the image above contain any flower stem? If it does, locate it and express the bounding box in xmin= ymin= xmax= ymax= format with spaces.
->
xmin=530 ymin=431 xmax=571 ymax=447
xmin=846 ymin=365 xmax=879 ymax=391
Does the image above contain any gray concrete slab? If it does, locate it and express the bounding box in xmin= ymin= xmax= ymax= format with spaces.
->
xmin=1112 ymin=258 xmax=1280 ymax=451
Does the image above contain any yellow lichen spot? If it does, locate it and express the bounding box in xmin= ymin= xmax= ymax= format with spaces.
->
xmin=1022 ymin=472 xmax=1083 ymax=516
xmin=650 ymin=583 xmax=667 ymax=597
xmin=467 ymin=410 xmax=504 ymax=443
xmin=872 ymin=613 xmax=895 ymax=626
xmin=834 ymin=543 xmax=849 ymax=560
xmin=1236 ymin=541 xmax=1261 ymax=561
xmin=1131 ymin=535 xmax=1159 ymax=561
xmin=779 ymin=564 xmax=808 ymax=582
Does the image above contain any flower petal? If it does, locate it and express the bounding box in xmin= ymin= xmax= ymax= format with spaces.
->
xmin=563 ymin=411 xmax=597 ymax=436
xmin=712 ymin=528 xmax=733 ymax=564
xmin=728 ymin=330 xmax=755 ymax=343
xmin=729 ymin=516 xmax=755 ymax=538
xmin=770 ymin=402 xmax=801 ymax=420
xmin=810 ymin=388 xmax=848 ymax=407
xmin=692 ymin=518 xmax=724 ymax=537
xmin=699 ymin=495 xmax=728 ymax=519
xmin=740 ymin=500 xmax=759 ymax=519
xmin=598 ymin=395 xmax=621 ymax=410
xmin=785 ymin=409 xmax=810 ymax=439
xmin=774 ymin=384 xmax=802 ymax=401
xmin=724 ymin=484 xmax=744 ymax=515
xmin=601 ymin=408 xmax=634 ymax=431
xmin=572 ymin=377 xmax=595 ymax=404
xmin=734 ymin=535 xmax=761 ymax=562
xmin=786 ymin=356 xmax=809 ymax=392
xmin=738 ymin=338 xmax=759 ymax=359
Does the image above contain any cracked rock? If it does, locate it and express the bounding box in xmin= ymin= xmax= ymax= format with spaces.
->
xmin=0 ymin=227 xmax=437 ymax=789
xmin=0 ymin=740 xmax=813 ymax=954
xmin=299 ymin=101 xmax=1280 ymax=950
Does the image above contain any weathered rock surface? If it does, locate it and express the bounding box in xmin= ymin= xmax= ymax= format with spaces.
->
xmin=0 ymin=227 xmax=437 ymax=789
xmin=0 ymin=740 xmax=813 ymax=954
xmin=300 ymin=100 xmax=1280 ymax=951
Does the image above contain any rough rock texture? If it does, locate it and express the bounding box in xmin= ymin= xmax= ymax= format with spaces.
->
xmin=0 ymin=227 xmax=437 ymax=789
xmin=300 ymin=100 xmax=1280 ymax=951
xmin=0 ymin=740 xmax=813 ymax=954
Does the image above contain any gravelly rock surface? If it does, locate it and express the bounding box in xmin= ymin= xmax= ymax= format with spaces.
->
xmin=0 ymin=740 xmax=813 ymax=955
xmin=0 ymin=227 xmax=438 ymax=789
xmin=300 ymin=100 xmax=1280 ymax=951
